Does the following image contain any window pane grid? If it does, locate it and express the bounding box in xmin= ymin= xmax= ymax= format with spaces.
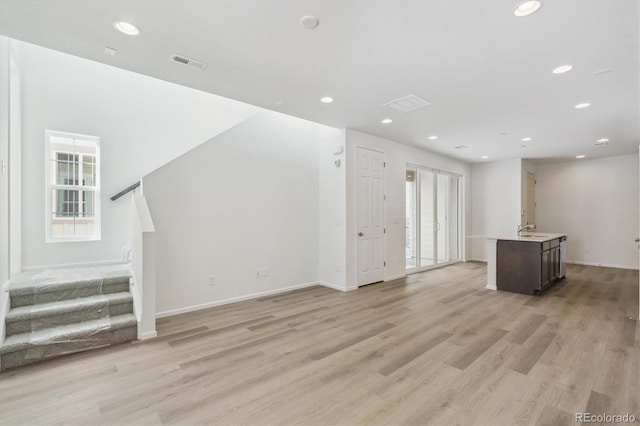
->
xmin=47 ymin=131 xmax=100 ymax=240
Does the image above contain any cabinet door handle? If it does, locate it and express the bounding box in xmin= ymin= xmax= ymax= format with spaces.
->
xmin=635 ymin=238 xmax=640 ymax=243
xmin=358 ymin=232 xmax=364 ymax=237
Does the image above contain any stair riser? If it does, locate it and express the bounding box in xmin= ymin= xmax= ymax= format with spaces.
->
xmin=0 ymin=326 xmax=137 ymax=371
xmin=10 ymin=281 xmax=130 ymax=308
xmin=5 ymin=302 xmax=134 ymax=337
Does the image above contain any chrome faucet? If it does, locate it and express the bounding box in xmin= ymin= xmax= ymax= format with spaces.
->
xmin=517 ymin=224 xmax=536 ymax=236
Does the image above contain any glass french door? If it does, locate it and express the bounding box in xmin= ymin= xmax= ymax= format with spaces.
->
xmin=406 ymin=165 xmax=461 ymax=272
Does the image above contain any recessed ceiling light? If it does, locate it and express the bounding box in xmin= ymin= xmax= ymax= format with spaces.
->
xmin=513 ymin=1 xmax=542 ymax=17
xmin=381 ymin=118 xmax=393 ymax=124
xmin=575 ymin=102 xmax=591 ymax=109
xmin=113 ymin=21 xmax=140 ymax=36
xmin=521 ymin=137 xmax=532 ymax=142
xmin=320 ymin=97 xmax=334 ymax=104
xmin=428 ymin=135 xmax=438 ymax=140
xmin=576 ymin=155 xmax=586 ymax=159
xmin=481 ymin=156 xmax=489 ymax=159
xmin=300 ymin=15 xmax=320 ymax=30
xmin=597 ymin=138 xmax=609 ymax=143
xmin=552 ymin=65 xmax=573 ymax=74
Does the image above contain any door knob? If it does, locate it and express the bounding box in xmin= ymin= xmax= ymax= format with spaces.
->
xmin=358 ymin=232 xmax=364 ymax=236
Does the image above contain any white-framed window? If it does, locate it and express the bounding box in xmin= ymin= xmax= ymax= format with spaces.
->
xmin=45 ymin=130 xmax=101 ymax=242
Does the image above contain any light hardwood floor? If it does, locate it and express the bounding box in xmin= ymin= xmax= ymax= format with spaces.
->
xmin=0 ymin=262 xmax=638 ymax=425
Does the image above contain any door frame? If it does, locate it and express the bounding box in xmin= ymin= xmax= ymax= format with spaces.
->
xmin=406 ymin=163 xmax=463 ymax=274
xmin=356 ymin=146 xmax=386 ymax=287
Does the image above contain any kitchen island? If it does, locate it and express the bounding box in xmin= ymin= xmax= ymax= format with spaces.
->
xmin=485 ymin=232 xmax=567 ymax=295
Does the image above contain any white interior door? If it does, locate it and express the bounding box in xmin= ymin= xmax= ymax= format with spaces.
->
xmin=357 ymin=147 xmax=385 ymax=286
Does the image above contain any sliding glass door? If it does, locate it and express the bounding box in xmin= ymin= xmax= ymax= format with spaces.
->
xmin=406 ymin=165 xmax=462 ymax=272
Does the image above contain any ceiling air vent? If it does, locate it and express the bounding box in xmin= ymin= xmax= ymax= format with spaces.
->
xmin=171 ymin=54 xmax=207 ymax=70
xmin=454 ymin=145 xmax=469 ymax=150
xmin=594 ymin=141 xmax=609 ymax=147
xmin=384 ymin=94 xmax=431 ymax=113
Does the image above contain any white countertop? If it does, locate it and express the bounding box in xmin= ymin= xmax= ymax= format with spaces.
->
xmin=489 ymin=232 xmax=566 ymax=243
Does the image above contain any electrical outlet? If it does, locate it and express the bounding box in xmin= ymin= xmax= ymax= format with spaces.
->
xmin=208 ymin=275 xmax=216 ymax=286
xmin=256 ymin=268 xmax=269 ymax=278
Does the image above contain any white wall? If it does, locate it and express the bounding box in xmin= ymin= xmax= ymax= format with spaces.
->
xmin=318 ymin=128 xmax=347 ymax=290
xmin=521 ymin=159 xmax=536 ymax=226
xmin=0 ymin=37 xmax=11 ymax=344
xmin=536 ymin=154 xmax=639 ymax=269
xmin=16 ymin=40 xmax=257 ymax=269
xmin=144 ymin=111 xmax=331 ymax=315
xmin=470 ymin=158 xmax=522 ymax=261
xmin=345 ymin=130 xmax=471 ymax=288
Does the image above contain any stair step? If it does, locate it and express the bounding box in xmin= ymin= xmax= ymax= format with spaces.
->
xmin=0 ymin=314 xmax=137 ymax=370
xmin=5 ymin=292 xmax=134 ymax=336
xmin=8 ymin=265 xmax=131 ymax=308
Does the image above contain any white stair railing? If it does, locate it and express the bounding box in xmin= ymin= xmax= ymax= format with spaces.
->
xmin=131 ymin=190 xmax=157 ymax=339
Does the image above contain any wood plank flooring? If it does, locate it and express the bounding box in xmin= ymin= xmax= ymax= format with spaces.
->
xmin=0 ymin=262 xmax=638 ymax=425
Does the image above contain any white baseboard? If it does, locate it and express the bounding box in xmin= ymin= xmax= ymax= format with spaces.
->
xmin=156 ymin=281 xmax=321 ymax=318
xmin=0 ymin=280 xmax=9 ymax=345
xmin=318 ymin=281 xmax=357 ymax=292
xmin=385 ymin=273 xmax=406 ymax=281
xmin=566 ymin=260 xmax=639 ymax=271
xmin=22 ymin=259 xmax=126 ymax=272
xmin=139 ymin=330 xmax=158 ymax=340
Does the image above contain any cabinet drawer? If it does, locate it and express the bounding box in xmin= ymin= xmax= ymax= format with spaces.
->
xmin=549 ymin=238 xmax=560 ymax=248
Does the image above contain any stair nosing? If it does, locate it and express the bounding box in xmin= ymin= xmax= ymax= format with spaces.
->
xmin=0 ymin=314 xmax=138 ymax=355
xmin=5 ymin=292 xmax=134 ymax=323
xmin=9 ymin=276 xmax=132 ymax=297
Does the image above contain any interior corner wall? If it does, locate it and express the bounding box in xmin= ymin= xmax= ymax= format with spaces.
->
xmin=16 ymin=40 xmax=257 ymax=270
xmin=535 ymin=154 xmax=639 ymax=269
xmin=470 ymin=158 xmax=522 ymax=261
xmin=345 ymin=130 xmax=471 ymax=289
xmin=521 ymin=160 xmax=536 ymax=226
xmin=144 ymin=111 xmax=322 ymax=315
xmin=0 ymin=36 xmax=11 ymax=345
xmin=318 ymin=127 xmax=347 ymax=290
xmin=0 ymin=37 xmax=10 ymax=285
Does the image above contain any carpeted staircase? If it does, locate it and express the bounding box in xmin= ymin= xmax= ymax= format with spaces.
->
xmin=0 ymin=265 xmax=137 ymax=371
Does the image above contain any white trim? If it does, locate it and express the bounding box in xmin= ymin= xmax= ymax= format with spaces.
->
xmin=385 ymin=273 xmax=407 ymax=281
xmin=45 ymin=130 xmax=101 ymax=243
xmin=0 ymin=279 xmax=9 ymax=344
xmin=318 ymin=281 xmax=357 ymax=292
xmin=140 ymin=331 xmax=158 ymax=340
xmin=22 ymin=258 xmax=124 ymax=272
xmin=156 ymin=281 xmax=321 ymax=318
xmin=566 ymin=260 xmax=639 ymax=271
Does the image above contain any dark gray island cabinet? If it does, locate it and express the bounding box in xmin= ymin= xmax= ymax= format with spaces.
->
xmin=496 ymin=234 xmax=567 ymax=295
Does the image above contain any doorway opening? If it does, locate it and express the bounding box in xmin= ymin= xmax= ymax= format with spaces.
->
xmin=406 ymin=165 xmax=462 ymax=272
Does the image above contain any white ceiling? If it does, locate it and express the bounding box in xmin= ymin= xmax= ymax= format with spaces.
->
xmin=0 ymin=0 xmax=638 ymax=164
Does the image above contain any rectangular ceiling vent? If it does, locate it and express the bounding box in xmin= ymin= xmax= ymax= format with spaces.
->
xmin=594 ymin=141 xmax=609 ymax=147
xmin=454 ymin=145 xmax=468 ymax=150
xmin=384 ymin=94 xmax=431 ymax=113
xmin=171 ymin=54 xmax=207 ymax=70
